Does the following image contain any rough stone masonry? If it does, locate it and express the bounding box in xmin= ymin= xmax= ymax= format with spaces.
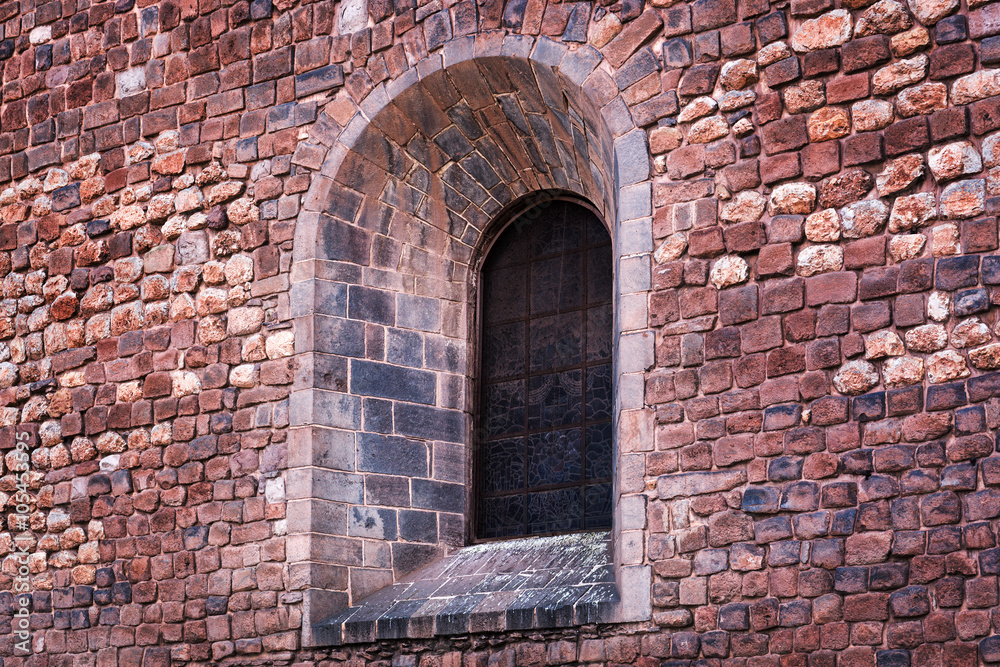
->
xmin=3 ymin=0 xmax=1000 ymax=663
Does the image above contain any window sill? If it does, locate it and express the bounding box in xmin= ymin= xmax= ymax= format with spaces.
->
xmin=313 ymin=531 xmax=620 ymax=645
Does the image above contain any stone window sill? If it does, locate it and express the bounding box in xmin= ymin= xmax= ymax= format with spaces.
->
xmin=313 ymin=531 xmax=619 ymax=645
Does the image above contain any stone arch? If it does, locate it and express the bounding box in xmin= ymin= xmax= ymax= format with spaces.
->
xmin=287 ymin=34 xmax=655 ymax=644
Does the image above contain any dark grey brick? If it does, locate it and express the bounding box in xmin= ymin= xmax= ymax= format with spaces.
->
xmin=363 ymin=398 xmax=393 ymax=434
xmin=351 ymin=360 xmax=436 ymax=404
xmin=314 ymin=316 xmax=365 ymax=357
xmin=365 ymin=474 xmax=410 ymax=507
xmin=434 ymin=126 xmax=475 ymax=161
xmin=349 ymin=506 xmax=398 ymax=540
xmin=391 ymin=542 xmax=442 ymax=579
xmin=412 ymin=479 xmax=464 ymax=513
xmin=386 ymin=328 xmax=424 ymax=368
xmin=398 ymin=509 xmax=438 ymax=543
xmin=358 ymin=433 xmax=428 ymax=477
xmin=394 ymin=403 xmax=465 ymax=443
xmin=349 ymin=285 xmax=395 ymax=325
xmin=664 ymin=38 xmax=693 ymax=69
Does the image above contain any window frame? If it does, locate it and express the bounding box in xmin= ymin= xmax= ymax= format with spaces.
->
xmin=469 ymin=192 xmax=614 ymax=544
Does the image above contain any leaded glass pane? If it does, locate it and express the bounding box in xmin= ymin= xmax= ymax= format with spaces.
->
xmin=527 ymin=488 xmax=582 ymax=534
xmin=526 ymin=428 xmax=582 ymax=487
xmin=483 ymin=321 xmax=525 ymax=380
xmin=527 ymin=370 xmax=583 ymax=429
xmin=483 ymin=380 xmax=525 ymax=437
xmin=483 ymin=437 xmax=525 ymax=493
xmin=528 ymin=312 xmax=583 ymax=372
xmin=476 ymin=200 xmax=613 ymax=539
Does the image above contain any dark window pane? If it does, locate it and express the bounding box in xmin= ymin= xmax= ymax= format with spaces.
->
xmin=585 ymin=423 xmax=613 ymax=480
xmin=584 ymin=483 xmax=613 ymax=529
xmin=527 ymin=428 xmax=582 ymax=487
xmin=483 ymin=380 xmax=525 ymax=437
xmin=483 ymin=321 xmax=525 ymax=380
xmin=529 ymin=312 xmax=582 ymax=372
xmin=477 ymin=200 xmax=613 ymax=539
xmin=527 ymin=370 xmax=583 ymax=429
xmin=585 ymin=364 xmax=613 ymax=422
xmin=483 ymin=437 xmax=525 ymax=493
xmin=478 ymin=495 xmax=525 ymax=539
xmin=587 ymin=247 xmax=614 ymax=304
xmin=530 ymin=252 xmax=584 ymax=313
xmin=484 ymin=265 xmax=526 ymax=323
xmin=586 ymin=304 xmax=613 ymax=361
xmin=527 ymin=487 xmax=582 ymax=534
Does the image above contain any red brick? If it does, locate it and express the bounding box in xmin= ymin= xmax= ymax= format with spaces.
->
xmin=827 ymin=73 xmax=871 ymax=104
xmin=802 ymin=141 xmax=841 ymax=180
xmin=885 ymin=117 xmax=931 ymax=156
xmin=761 ymin=115 xmax=809 ymax=155
xmin=843 ymin=132 xmax=884 ymax=166
xmin=761 ymin=153 xmax=802 ymax=184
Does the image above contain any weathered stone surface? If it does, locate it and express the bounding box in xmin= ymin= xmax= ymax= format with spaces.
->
xmin=907 ymin=0 xmax=958 ymax=24
xmin=820 ymin=170 xmax=875 ymax=208
xmin=853 ymin=99 xmax=896 ymax=131
xmin=884 ymin=356 xmax=925 ymax=386
xmin=719 ymin=90 xmax=757 ymax=112
xmin=784 ymin=80 xmax=827 ymax=114
xmin=928 ymin=141 xmax=982 ymax=182
xmin=926 ymin=349 xmax=971 ymax=383
xmin=770 ymin=183 xmax=818 ymax=215
xmin=840 ymin=199 xmax=889 ymax=238
xmin=866 ymin=330 xmax=905 ymax=359
xmin=688 ymin=116 xmax=730 ymax=143
xmin=805 ymin=209 xmax=842 ymax=242
xmin=932 ymin=222 xmax=960 ymax=255
xmin=906 ymin=323 xmax=948 ymax=351
xmin=891 ymin=25 xmax=931 ymax=55
xmin=896 ymin=82 xmax=948 ymax=117
xmin=940 ymin=179 xmax=986 ymax=219
xmin=889 ymin=233 xmax=927 ymax=261
xmin=877 ymin=154 xmax=925 ymax=196
xmin=872 ymin=55 xmax=929 ymax=95
xmin=678 ymin=97 xmax=718 ymax=123
xmin=654 ymin=234 xmax=688 ymax=263
xmin=720 ymin=59 xmax=759 ymax=90
xmin=797 ymin=244 xmax=845 ymax=276
xmin=758 ymin=41 xmax=792 ymax=67
xmin=228 ymin=198 xmax=261 ymax=225
xmin=651 ymin=127 xmax=684 ymax=154
xmin=792 ymin=10 xmax=854 ymax=51
xmin=855 ymin=0 xmax=914 ymax=36
xmin=951 ymin=318 xmax=992 ymax=348
xmin=710 ymin=255 xmax=750 ymax=288
xmin=952 ymin=69 xmax=1000 ymax=105
xmin=970 ymin=343 xmax=1000 ymax=369
xmin=111 ymin=205 xmax=145 ymax=231
xmin=589 ymin=11 xmax=622 ymax=47
xmin=808 ymin=107 xmax=852 ymax=142
xmin=889 ymin=192 xmax=936 ymax=231
xmin=833 ymin=360 xmax=880 ymax=395
xmin=721 ymin=191 xmax=767 ymax=223
xmin=928 ymin=291 xmax=951 ymax=321
xmin=658 ymin=470 xmax=749 ymax=499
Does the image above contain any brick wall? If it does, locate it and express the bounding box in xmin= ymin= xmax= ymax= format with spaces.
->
xmin=4 ymin=0 xmax=1000 ymax=663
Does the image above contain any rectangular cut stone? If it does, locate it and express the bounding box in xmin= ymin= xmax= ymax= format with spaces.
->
xmin=657 ymin=470 xmax=749 ymax=499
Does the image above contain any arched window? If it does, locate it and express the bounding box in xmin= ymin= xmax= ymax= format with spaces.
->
xmin=476 ymin=199 xmax=614 ymax=540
